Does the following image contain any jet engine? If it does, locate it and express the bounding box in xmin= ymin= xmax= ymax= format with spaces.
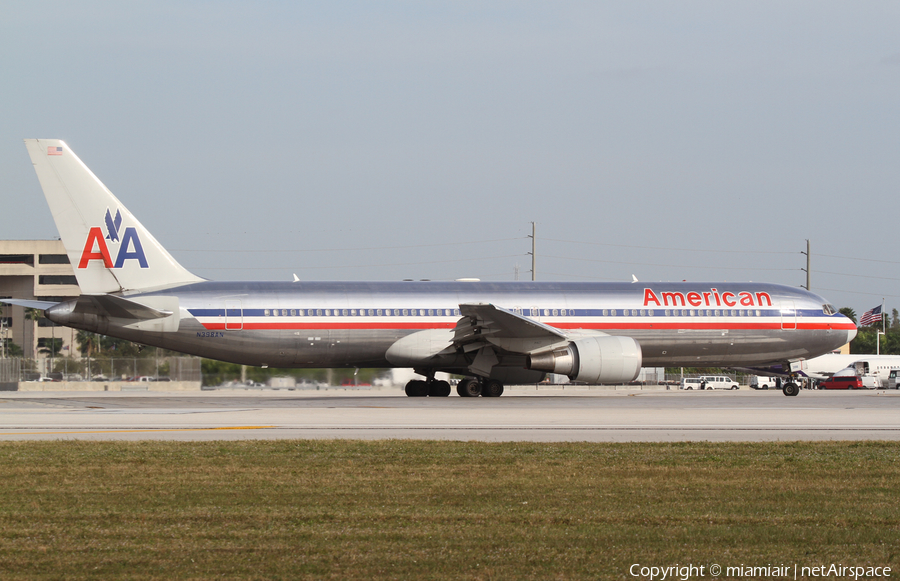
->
xmin=526 ymin=336 xmax=642 ymax=384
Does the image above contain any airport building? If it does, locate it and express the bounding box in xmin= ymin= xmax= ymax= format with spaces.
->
xmin=0 ymin=240 xmax=80 ymax=360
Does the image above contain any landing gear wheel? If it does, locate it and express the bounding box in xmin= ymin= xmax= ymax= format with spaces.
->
xmin=429 ymin=380 xmax=451 ymax=397
xmin=482 ymin=380 xmax=504 ymax=397
xmin=782 ymin=382 xmax=799 ymax=397
xmin=405 ymin=380 xmax=428 ymax=397
xmin=457 ymin=378 xmax=482 ymax=397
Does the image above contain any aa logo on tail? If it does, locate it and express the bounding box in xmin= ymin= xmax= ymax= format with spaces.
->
xmin=78 ymin=208 xmax=148 ymax=269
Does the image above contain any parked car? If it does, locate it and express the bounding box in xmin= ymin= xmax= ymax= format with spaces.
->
xmin=818 ymin=376 xmax=864 ymax=389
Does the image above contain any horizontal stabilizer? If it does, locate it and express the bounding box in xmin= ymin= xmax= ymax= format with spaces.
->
xmin=0 ymin=299 xmax=61 ymax=311
xmin=45 ymin=294 xmax=180 ymax=333
xmin=65 ymin=295 xmax=172 ymax=320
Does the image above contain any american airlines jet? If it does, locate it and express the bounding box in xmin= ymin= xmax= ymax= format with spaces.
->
xmin=5 ymin=139 xmax=857 ymax=397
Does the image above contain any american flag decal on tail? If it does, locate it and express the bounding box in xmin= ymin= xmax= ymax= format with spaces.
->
xmin=47 ymin=146 xmax=63 ymax=156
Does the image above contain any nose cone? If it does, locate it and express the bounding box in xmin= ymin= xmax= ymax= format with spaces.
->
xmin=832 ymin=313 xmax=857 ymax=349
xmin=845 ymin=322 xmax=858 ymax=344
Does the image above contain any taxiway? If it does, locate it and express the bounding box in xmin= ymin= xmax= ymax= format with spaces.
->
xmin=0 ymin=388 xmax=898 ymax=442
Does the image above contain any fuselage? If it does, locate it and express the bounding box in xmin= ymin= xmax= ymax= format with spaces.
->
xmin=51 ymin=280 xmax=857 ymax=371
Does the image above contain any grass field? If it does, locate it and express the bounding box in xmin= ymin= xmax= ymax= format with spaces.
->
xmin=0 ymin=440 xmax=898 ymax=580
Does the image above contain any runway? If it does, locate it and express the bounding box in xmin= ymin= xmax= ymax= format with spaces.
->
xmin=1 ymin=387 xmax=898 ymax=442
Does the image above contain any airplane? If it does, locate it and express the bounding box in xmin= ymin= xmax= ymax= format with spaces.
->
xmin=3 ymin=139 xmax=858 ymax=398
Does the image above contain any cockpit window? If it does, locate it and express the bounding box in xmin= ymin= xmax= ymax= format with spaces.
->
xmin=823 ymin=304 xmax=837 ymax=316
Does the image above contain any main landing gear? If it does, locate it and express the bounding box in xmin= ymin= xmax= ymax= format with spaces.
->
xmin=404 ymin=378 xmax=452 ymax=397
xmin=456 ymin=378 xmax=504 ymax=398
xmin=404 ymin=377 xmax=505 ymax=397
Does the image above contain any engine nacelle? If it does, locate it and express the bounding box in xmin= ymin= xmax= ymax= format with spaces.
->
xmin=526 ymin=336 xmax=642 ymax=384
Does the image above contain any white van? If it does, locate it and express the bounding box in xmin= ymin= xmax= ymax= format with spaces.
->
xmin=680 ymin=377 xmax=703 ymax=390
xmin=749 ymin=376 xmax=779 ymax=390
xmin=698 ymin=375 xmax=740 ymax=390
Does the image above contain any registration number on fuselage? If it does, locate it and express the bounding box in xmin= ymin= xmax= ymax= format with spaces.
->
xmin=197 ymin=331 xmax=225 ymax=338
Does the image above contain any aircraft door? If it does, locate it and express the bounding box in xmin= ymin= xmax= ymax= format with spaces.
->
xmin=225 ymin=300 xmax=243 ymax=330
xmin=780 ymin=301 xmax=797 ymax=330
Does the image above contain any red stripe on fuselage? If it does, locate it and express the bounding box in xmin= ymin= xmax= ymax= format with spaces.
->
xmin=198 ymin=321 xmax=855 ymax=331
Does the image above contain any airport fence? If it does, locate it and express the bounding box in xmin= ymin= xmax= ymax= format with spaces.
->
xmin=0 ymin=357 xmax=201 ymax=383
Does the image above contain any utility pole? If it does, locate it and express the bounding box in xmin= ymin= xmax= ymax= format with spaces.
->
xmin=528 ymin=222 xmax=536 ymax=281
xmin=801 ymin=239 xmax=811 ymax=290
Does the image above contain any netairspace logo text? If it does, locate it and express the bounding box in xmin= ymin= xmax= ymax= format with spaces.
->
xmin=629 ymin=562 xmax=892 ymax=580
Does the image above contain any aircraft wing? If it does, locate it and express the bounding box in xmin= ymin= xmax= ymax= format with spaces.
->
xmin=455 ymin=303 xmax=573 ymax=354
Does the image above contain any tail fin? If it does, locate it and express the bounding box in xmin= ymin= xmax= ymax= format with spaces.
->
xmin=24 ymin=139 xmax=203 ymax=294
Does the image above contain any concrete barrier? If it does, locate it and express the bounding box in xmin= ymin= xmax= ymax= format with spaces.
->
xmin=14 ymin=381 xmax=202 ymax=392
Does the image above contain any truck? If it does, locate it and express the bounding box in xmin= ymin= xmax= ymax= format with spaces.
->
xmin=886 ymin=370 xmax=900 ymax=389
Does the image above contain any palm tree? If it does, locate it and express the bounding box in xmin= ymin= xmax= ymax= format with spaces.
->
xmin=76 ymin=331 xmax=101 ymax=379
xmin=24 ymin=308 xmax=43 ymax=359
xmin=76 ymin=331 xmax=100 ymax=358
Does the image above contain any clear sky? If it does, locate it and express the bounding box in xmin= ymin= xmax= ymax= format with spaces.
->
xmin=2 ymin=2 xmax=899 ymax=317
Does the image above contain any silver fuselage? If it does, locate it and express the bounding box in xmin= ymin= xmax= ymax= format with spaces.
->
xmin=49 ymin=280 xmax=857 ymax=372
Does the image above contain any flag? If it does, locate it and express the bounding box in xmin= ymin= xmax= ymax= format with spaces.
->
xmin=47 ymin=146 xmax=63 ymax=156
xmin=860 ymin=305 xmax=882 ymax=326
